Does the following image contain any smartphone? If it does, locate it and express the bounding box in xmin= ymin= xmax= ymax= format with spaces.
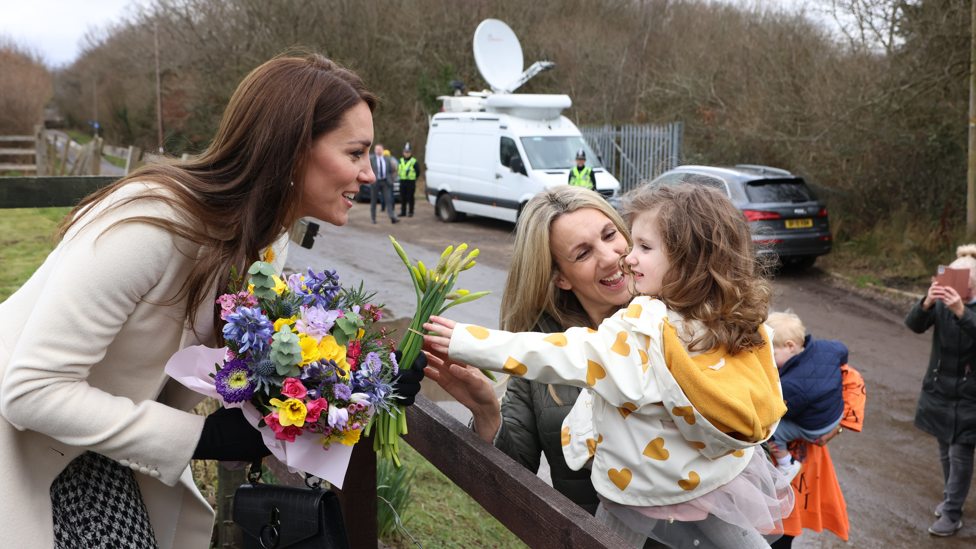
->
xmin=936 ymin=265 xmax=970 ymax=297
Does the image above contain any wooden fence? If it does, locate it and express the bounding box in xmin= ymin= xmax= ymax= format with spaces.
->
xmin=0 ymin=128 xmax=142 ymax=177
xmin=0 ymin=175 xmax=632 ymax=549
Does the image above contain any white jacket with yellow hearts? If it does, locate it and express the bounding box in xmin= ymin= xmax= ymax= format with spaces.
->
xmin=449 ymin=296 xmax=785 ymax=507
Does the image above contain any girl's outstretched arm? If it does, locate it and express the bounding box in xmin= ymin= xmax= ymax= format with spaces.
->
xmin=424 ymin=315 xmax=456 ymax=352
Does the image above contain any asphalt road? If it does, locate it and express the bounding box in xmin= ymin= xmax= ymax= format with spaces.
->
xmin=286 ymin=197 xmax=974 ymax=548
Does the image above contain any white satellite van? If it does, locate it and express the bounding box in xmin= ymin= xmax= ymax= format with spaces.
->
xmin=425 ymin=20 xmax=621 ymax=223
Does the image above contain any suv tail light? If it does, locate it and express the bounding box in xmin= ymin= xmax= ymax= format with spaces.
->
xmin=743 ymin=210 xmax=781 ymax=222
xmin=817 ymin=208 xmax=828 ymax=217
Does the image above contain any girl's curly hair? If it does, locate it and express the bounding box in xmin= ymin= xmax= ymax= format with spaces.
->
xmin=621 ymin=184 xmax=772 ymax=354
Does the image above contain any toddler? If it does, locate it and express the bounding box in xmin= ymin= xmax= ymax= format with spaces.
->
xmin=425 ymin=184 xmax=794 ymax=549
xmin=765 ymin=311 xmax=847 ymax=483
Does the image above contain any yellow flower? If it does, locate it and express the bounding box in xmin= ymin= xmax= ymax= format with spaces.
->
xmin=356 ymin=328 xmax=365 ymax=340
xmin=272 ymin=275 xmax=286 ymax=295
xmin=269 ymin=398 xmax=307 ymax=427
xmin=318 ymin=335 xmax=346 ymax=364
xmin=274 ymin=317 xmax=297 ymax=332
xmin=341 ymin=429 xmax=362 ymax=446
xmin=299 ymin=334 xmax=321 ymax=365
xmin=264 ymin=247 xmax=275 ymax=262
xmin=317 ymin=335 xmax=350 ymax=378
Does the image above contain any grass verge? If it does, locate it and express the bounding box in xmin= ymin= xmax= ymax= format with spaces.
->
xmin=65 ymin=130 xmax=93 ymax=145
xmin=379 ymin=441 xmax=528 ymax=549
xmin=0 ymin=207 xmax=70 ymax=302
xmin=819 ymin=210 xmax=965 ymax=296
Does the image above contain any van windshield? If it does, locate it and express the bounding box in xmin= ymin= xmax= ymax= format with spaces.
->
xmin=519 ymin=136 xmax=603 ymax=170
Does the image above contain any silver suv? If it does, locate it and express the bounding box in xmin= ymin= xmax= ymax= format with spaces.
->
xmin=647 ymin=165 xmax=832 ymax=268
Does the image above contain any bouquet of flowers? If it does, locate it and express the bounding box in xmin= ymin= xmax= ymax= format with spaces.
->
xmin=166 ymin=252 xmax=401 ymax=486
xmin=365 ymin=238 xmax=492 ymax=465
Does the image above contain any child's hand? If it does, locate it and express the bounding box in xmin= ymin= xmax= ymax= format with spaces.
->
xmin=423 ymin=315 xmax=457 ymax=354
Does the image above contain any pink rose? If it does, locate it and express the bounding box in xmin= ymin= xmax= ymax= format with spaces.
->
xmin=265 ymin=413 xmax=303 ymax=442
xmin=305 ymin=398 xmax=328 ymax=423
xmin=281 ymin=378 xmax=308 ymax=399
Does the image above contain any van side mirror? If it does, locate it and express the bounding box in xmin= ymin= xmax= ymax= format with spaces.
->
xmin=510 ymin=156 xmax=527 ymax=176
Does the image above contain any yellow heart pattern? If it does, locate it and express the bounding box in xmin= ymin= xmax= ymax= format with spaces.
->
xmin=688 ymin=441 xmax=706 ymax=450
xmin=642 ymin=438 xmax=669 ymax=461
xmin=678 ymin=471 xmax=701 ymax=491
xmin=611 ymin=331 xmax=631 ymax=356
xmin=608 ymin=468 xmax=633 ymax=491
xmin=672 ymin=406 xmax=696 ymax=425
xmin=586 ymin=434 xmax=604 ymax=456
xmin=733 ymin=449 xmax=745 ymax=458
xmin=543 ymin=333 xmax=568 ymax=347
xmin=503 ymin=357 xmax=528 ymax=376
xmin=586 ymin=328 xmax=597 ymax=333
xmin=586 ymin=360 xmax=607 ymax=386
xmin=617 ymin=402 xmax=638 ymax=419
xmin=625 ymin=304 xmax=643 ymax=318
xmin=639 ymin=349 xmax=649 ymax=372
xmin=466 ymin=326 xmax=490 ymax=340
xmin=561 ymin=426 xmax=571 ymax=447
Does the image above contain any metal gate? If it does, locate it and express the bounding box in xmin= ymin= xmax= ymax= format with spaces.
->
xmin=581 ymin=122 xmax=683 ymax=193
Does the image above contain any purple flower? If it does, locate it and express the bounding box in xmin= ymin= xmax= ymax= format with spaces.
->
xmin=286 ymin=273 xmax=305 ymax=294
xmin=223 ymin=306 xmax=273 ymax=353
xmin=295 ymin=306 xmax=340 ymax=340
xmin=300 ymin=269 xmax=340 ymax=308
xmin=364 ymin=352 xmax=382 ymax=373
xmin=389 ymin=352 xmax=399 ymax=376
xmin=333 ymin=383 xmax=352 ymax=401
xmin=215 ymin=359 xmax=255 ymax=403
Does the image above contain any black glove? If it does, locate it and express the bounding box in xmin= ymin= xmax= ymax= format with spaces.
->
xmin=392 ymin=350 xmax=426 ymax=407
xmin=193 ymin=406 xmax=271 ymax=461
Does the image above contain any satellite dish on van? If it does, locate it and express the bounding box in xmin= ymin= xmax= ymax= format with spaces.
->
xmin=473 ymin=19 xmax=555 ymax=94
xmin=473 ymin=19 xmax=523 ymax=93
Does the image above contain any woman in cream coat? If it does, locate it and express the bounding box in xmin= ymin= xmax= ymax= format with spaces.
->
xmin=0 ymin=53 xmax=412 ymax=548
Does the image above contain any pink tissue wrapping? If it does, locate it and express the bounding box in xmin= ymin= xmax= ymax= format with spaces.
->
xmin=163 ymin=344 xmax=356 ymax=488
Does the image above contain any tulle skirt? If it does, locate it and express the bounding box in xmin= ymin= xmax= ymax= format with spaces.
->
xmin=600 ymin=449 xmax=795 ymax=549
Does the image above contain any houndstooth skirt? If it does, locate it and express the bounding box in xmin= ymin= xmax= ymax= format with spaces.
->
xmin=50 ymin=451 xmax=158 ymax=549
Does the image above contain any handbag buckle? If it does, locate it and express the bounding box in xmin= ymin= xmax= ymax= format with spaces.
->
xmin=259 ymin=506 xmax=281 ymax=549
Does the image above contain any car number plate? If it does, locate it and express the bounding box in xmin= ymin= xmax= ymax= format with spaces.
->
xmin=785 ymin=218 xmax=813 ymax=229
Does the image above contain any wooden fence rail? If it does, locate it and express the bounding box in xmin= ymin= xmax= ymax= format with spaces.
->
xmin=1 ymin=176 xmax=630 ymax=549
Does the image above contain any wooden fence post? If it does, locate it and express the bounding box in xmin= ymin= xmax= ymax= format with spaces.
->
xmin=125 ymin=145 xmax=141 ymax=174
xmin=92 ymin=137 xmax=102 ymax=176
xmin=59 ymin=136 xmax=70 ymax=175
xmin=333 ymin=433 xmax=377 ymax=548
xmin=34 ymin=125 xmax=47 ymax=176
xmin=217 ymin=465 xmax=246 ymax=548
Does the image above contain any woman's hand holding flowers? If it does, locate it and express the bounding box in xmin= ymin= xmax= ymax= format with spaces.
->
xmin=391 ymin=350 xmax=427 ymax=407
xmin=193 ymin=406 xmax=272 ymax=461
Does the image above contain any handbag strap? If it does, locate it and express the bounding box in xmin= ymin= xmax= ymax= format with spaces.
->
xmin=247 ymin=458 xmax=264 ymax=484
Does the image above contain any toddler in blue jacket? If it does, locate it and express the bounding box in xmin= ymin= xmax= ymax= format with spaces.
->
xmin=766 ymin=310 xmax=847 ymax=482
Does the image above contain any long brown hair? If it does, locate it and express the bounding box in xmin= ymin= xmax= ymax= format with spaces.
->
xmin=500 ymin=186 xmax=632 ymax=332
xmin=57 ymin=52 xmax=377 ymax=334
xmin=622 ymin=184 xmax=771 ymax=354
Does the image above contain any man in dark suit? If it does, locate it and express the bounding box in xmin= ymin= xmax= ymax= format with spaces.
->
xmin=369 ymin=144 xmax=399 ymax=224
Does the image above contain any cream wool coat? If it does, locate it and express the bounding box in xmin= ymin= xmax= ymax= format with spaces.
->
xmin=449 ymin=296 xmax=781 ymax=507
xmin=0 ymin=183 xmax=289 ymax=549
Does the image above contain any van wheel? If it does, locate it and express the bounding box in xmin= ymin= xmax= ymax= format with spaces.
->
xmin=436 ymin=193 xmax=459 ymax=222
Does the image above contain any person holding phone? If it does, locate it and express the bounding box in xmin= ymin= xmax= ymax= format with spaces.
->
xmin=905 ymin=244 xmax=976 ymax=537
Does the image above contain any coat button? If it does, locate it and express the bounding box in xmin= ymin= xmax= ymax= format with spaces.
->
xmin=130 ymin=463 xmax=140 ymax=471
xmin=139 ymin=467 xmax=150 ymax=475
xmin=149 ymin=470 xmax=161 ymax=479
xmin=119 ymin=460 xmax=130 ymax=467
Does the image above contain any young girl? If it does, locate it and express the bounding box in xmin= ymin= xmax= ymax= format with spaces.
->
xmin=425 ymin=184 xmax=794 ymax=549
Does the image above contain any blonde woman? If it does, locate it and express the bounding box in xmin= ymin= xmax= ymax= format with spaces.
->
xmin=906 ymin=244 xmax=976 ymax=537
xmin=426 ymin=186 xmax=647 ymax=517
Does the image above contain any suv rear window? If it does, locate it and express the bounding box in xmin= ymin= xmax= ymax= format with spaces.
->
xmin=744 ymin=178 xmax=816 ymax=203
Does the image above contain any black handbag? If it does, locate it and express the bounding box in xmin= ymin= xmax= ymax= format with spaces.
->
xmin=233 ymin=460 xmax=352 ymax=549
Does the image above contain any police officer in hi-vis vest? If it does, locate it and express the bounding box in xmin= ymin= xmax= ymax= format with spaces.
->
xmin=398 ymin=142 xmax=421 ymax=217
xmin=568 ymin=149 xmax=595 ymax=190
